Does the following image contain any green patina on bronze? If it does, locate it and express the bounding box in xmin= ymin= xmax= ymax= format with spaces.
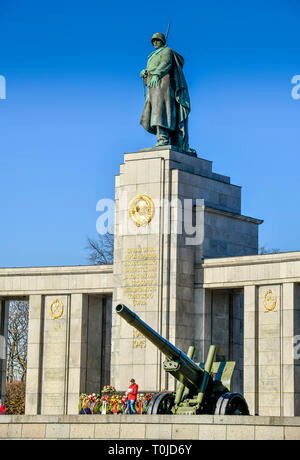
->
xmin=140 ymin=32 xmax=195 ymax=154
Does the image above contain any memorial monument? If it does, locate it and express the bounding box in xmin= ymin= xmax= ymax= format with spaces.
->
xmin=0 ymin=30 xmax=300 ymax=434
xmin=111 ymin=31 xmax=261 ymax=395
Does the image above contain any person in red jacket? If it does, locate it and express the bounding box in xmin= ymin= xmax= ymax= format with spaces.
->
xmin=0 ymin=399 xmax=6 ymax=415
xmin=126 ymin=379 xmax=138 ymax=414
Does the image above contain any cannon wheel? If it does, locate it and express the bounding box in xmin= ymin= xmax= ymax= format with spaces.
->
xmin=214 ymin=393 xmax=249 ymax=415
xmin=147 ymin=392 xmax=175 ymax=415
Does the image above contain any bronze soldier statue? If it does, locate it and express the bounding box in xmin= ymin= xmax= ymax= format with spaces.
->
xmin=140 ymin=32 xmax=195 ymax=155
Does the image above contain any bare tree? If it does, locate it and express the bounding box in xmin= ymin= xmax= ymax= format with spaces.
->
xmin=259 ymin=246 xmax=280 ymax=255
xmin=7 ymin=301 xmax=29 ymax=382
xmin=86 ymin=233 xmax=114 ymax=265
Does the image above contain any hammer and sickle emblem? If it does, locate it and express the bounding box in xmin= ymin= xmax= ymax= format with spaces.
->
xmin=50 ymin=299 xmax=64 ymax=319
xmin=128 ymin=194 xmax=154 ymax=227
xmin=263 ymin=289 xmax=277 ymax=313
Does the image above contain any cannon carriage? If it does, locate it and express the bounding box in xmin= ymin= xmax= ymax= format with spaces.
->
xmin=116 ymin=304 xmax=249 ymax=416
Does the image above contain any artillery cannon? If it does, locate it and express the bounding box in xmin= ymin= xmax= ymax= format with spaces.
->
xmin=116 ymin=304 xmax=249 ymax=415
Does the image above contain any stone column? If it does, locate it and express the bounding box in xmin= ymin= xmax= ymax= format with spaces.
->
xmin=294 ymin=284 xmax=300 ymax=415
xmin=243 ymin=285 xmax=258 ymax=416
xmin=0 ymin=300 xmax=9 ymax=404
xmin=67 ymin=293 xmax=88 ymax=415
xmin=25 ymin=295 xmax=43 ymax=415
xmin=282 ymin=283 xmax=297 ymax=416
xmin=39 ymin=295 xmax=70 ymax=415
xmin=257 ymin=285 xmax=282 ymax=416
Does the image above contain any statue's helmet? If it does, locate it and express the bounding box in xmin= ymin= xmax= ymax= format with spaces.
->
xmin=151 ymin=32 xmax=166 ymax=45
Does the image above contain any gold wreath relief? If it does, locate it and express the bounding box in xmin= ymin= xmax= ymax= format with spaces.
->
xmin=50 ymin=299 xmax=64 ymax=319
xmin=128 ymin=194 xmax=154 ymax=227
xmin=263 ymin=289 xmax=277 ymax=313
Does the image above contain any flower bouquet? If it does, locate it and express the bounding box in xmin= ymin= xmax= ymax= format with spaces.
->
xmin=109 ymin=394 xmax=123 ymax=414
xmin=144 ymin=393 xmax=154 ymax=413
xmin=79 ymin=393 xmax=101 ymax=414
xmin=102 ymin=385 xmax=116 ymax=394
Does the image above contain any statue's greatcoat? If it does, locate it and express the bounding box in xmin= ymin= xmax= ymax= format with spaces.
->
xmin=140 ymin=46 xmax=191 ymax=150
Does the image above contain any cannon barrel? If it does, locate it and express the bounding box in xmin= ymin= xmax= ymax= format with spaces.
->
xmin=116 ymin=304 xmax=207 ymax=392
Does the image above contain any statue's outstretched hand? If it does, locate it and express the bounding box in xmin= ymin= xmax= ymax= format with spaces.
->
xmin=148 ymin=75 xmax=159 ymax=88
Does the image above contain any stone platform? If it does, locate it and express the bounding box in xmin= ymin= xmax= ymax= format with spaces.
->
xmin=1 ymin=415 xmax=300 ymax=440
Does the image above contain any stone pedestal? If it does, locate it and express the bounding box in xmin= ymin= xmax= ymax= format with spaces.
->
xmin=111 ymin=147 xmax=262 ymax=391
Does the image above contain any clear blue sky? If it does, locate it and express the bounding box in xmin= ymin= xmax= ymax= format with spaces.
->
xmin=0 ymin=0 xmax=299 ymax=267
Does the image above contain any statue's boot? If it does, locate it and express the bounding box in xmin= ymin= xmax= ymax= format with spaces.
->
xmin=155 ymin=126 xmax=170 ymax=146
